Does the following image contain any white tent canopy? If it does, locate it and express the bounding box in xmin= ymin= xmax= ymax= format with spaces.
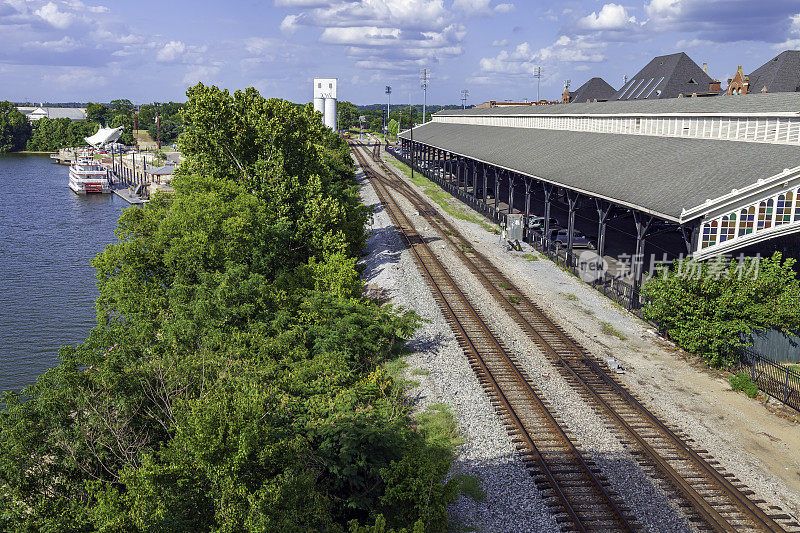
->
xmin=85 ymin=125 xmax=124 ymax=148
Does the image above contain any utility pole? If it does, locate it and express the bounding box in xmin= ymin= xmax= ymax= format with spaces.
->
xmin=409 ymin=99 xmax=414 ymax=182
xmin=385 ymin=85 xmax=391 ymax=136
xmin=420 ymin=68 xmax=429 ymax=124
xmin=155 ymin=102 xmax=161 ymax=150
xmin=460 ymin=89 xmax=469 ymax=109
xmin=533 ymin=66 xmax=542 ymax=102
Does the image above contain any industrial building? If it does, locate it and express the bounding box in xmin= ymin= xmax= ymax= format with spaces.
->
xmin=399 ymin=91 xmax=800 ymax=287
xmin=313 ymin=78 xmax=338 ymax=130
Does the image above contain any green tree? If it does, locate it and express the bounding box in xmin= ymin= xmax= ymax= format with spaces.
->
xmin=0 ymin=101 xmax=32 ymax=152
xmin=387 ymin=119 xmax=399 ymax=140
xmin=642 ymin=252 xmax=800 ymax=366
xmin=85 ymin=102 xmax=110 ymax=125
xmin=0 ymin=84 xmax=458 ymax=532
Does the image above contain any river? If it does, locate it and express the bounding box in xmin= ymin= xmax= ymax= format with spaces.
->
xmin=0 ymin=154 xmax=127 ymax=393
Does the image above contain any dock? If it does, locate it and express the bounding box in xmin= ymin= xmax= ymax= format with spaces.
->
xmin=112 ymin=186 xmax=147 ymax=205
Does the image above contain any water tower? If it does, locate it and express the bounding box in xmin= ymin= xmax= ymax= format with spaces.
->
xmin=313 ymin=78 xmax=338 ymax=130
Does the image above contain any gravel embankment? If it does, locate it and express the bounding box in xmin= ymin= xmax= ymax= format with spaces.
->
xmin=356 ymin=163 xmax=560 ymax=532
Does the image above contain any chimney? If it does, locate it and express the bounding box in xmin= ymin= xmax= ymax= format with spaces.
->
xmin=709 ymin=79 xmax=721 ymax=92
xmin=702 ymin=62 xmax=708 ymax=74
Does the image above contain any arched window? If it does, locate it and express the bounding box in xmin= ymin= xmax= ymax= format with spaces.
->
xmin=775 ymin=192 xmax=793 ymax=225
xmin=757 ymin=199 xmax=774 ymax=230
xmin=719 ymin=213 xmax=736 ymax=242
xmin=739 ymin=206 xmax=755 ymax=236
xmin=795 ymin=188 xmax=800 ymax=221
xmin=701 ymin=220 xmax=719 ymax=248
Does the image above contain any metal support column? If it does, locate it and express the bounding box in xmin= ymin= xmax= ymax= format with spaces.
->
xmin=542 ymin=183 xmax=554 ymax=239
xmin=482 ymin=163 xmax=488 ymax=203
xmin=595 ymin=199 xmax=612 ymax=259
xmin=566 ymin=191 xmax=580 ymax=255
xmin=523 ymin=177 xmax=533 ymax=235
xmin=507 ymin=173 xmax=515 ymax=214
xmin=494 ymin=168 xmax=500 ymax=211
xmin=680 ymin=221 xmax=700 ymax=256
xmin=632 ymin=211 xmax=654 ymax=294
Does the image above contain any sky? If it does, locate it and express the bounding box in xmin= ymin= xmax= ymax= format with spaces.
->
xmin=1 ymin=0 xmax=800 ymax=106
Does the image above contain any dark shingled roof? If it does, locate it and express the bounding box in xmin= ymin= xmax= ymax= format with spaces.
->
xmin=399 ymin=122 xmax=800 ymax=221
xmin=612 ymin=52 xmax=712 ymax=100
xmin=568 ymin=77 xmax=616 ymax=103
xmin=748 ymin=50 xmax=800 ymax=94
xmin=434 ymin=91 xmax=800 ymax=117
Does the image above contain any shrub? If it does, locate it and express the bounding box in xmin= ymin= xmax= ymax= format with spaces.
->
xmin=729 ymin=372 xmax=759 ymax=398
xmin=642 ymin=253 xmax=800 ymax=367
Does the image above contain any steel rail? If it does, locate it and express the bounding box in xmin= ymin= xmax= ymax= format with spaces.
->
xmin=360 ymin=142 xmax=796 ymax=532
xmin=353 ymin=143 xmax=636 ymax=532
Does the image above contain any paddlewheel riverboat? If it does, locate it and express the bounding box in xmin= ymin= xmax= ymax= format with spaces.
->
xmin=68 ymin=157 xmax=111 ymax=194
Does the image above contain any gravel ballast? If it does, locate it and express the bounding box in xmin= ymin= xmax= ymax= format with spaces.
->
xmin=356 ymin=162 xmax=560 ymax=532
xmin=378 ymin=152 xmax=800 ymax=527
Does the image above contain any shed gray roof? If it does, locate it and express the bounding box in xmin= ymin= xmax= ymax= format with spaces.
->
xmin=435 ymin=91 xmax=800 ymax=117
xmin=400 ymin=122 xmax=800 ymax=221
xmin=748 ymin=50 xmax=800 ymax=94
xmin=569 ymin=77 xmax=616 ymax=103
xmin=613 ymin=52 xmax=713 ymax=100
xmin=29 ymin=107 xmax=87 ymax=120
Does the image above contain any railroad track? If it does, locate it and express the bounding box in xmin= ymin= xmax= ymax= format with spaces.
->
xmin=353 ymin=141 xmax=800 ymax=532
xmin=352 ymin=144 xmax=637 ymax=532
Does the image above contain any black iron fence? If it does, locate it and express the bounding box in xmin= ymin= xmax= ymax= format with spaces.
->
xmin=734 ymin=347 xmax=800 ymax=412
xmin=526 ymin=231 xmax=648 ymax=313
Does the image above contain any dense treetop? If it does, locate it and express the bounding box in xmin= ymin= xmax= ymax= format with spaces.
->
xmin=0 ymin=84 xmax=458 ymax=531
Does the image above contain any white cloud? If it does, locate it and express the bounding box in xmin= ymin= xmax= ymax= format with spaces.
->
xmin=280 ymin=0 xmax=464 ymax=72
xmin=479 ymin=35 xmax=605 ymax=75
xmin=156 ymin=40 xmax=186 ymax=63
xmin=452 ymin=0 xmax=491 ymax=15
xmin=280 ymin=14 xmax=300 ymax=34
xmin=23 ymin=35 xmax=80 ymax=52
xmin=645 ymin=0 xmax=682 ymax=21
xmin=34 ymin=2 xmax=75 ymax=29
xmin=182 ymin=64 xmax=220 ymax=85
xmin=578 ymin=3 xmax=636 ymax=30
xmin=492 ymin=38 xmax=508 ymax=46
xmin=494 ymin=3 xmax=514 ymax=13
xmin=775 ymin=12 xmax=800 ymax=49
xmin=44 ymin=68 xmax=107 ymax=88
xmin=675 ymin=37 xmax=714 ymax=48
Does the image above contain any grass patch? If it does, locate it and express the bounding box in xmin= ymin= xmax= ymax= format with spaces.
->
xmin=508 ymin=295 xmax=520 ymax=305
xmin=383 ymin=358 xmax=409 ymax=381
xmin=599 ymin=321 xmax=627 ymax=340
xmin=458 ymin=242 xmax=472 ymax=253
xmin=416 ymin=403 xmax=463 ymax=450
xmin=788 ymin=364 xmax=800 ymax=373
xmin=411 ymin=368 xmax=431 ymax=376
xmin=381 ymin=156 xmax=499 ymax=234
xmin=499 ymin=281 xmax=513 ymax=290
xmin=729 ymin=372 xmax=760 ymax=398
xmin=522 ymin=253 xmax=538 ymax=261
xmin=566 ymin=293 xmax=579 ymax=301
xmin=451 ymin=474 xmax=486 ymax=502
xmin=444 ymin=229 xmax=458 ymax=237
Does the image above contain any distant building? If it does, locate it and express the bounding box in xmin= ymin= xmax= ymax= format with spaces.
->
xmin=728 ymin=50 xmax=800 ymax=95
xmin=16 ymin=106 xmax=87 ymax=122
xmin=474 ymin=100 xmax=559 ymax=108
xmin=562 ymin=77 xmax=616 ymax=103
xmin=613 ymin=52 xmax=714 ymax=100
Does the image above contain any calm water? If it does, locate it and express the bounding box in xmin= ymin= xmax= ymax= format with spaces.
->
xmin=0 ymin=154 xmax=127 ymax=393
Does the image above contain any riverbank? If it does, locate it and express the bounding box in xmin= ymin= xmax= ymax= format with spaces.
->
xmin=11 ymin=150 xmax=56 ymax=154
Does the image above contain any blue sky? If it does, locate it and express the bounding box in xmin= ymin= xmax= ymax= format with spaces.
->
xmin=1 ymin=0 xmax=799 ymax=105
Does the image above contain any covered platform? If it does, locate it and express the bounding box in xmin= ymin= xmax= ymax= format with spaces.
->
xmin=398 ymin=94 xmax=800 ymax=288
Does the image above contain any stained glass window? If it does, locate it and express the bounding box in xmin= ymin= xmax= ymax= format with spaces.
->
xmin=739 ymin=206 xmax=755 ymax=236
xmin=701 ymin=220 xmax=718 ymax=248
xmin=757 ymin=199 xmax=774 ymax=230
xmin=719 ymin=213 xmax=736 ymax=242
xmin=775 ymin=192 xmax=793 ymax=225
